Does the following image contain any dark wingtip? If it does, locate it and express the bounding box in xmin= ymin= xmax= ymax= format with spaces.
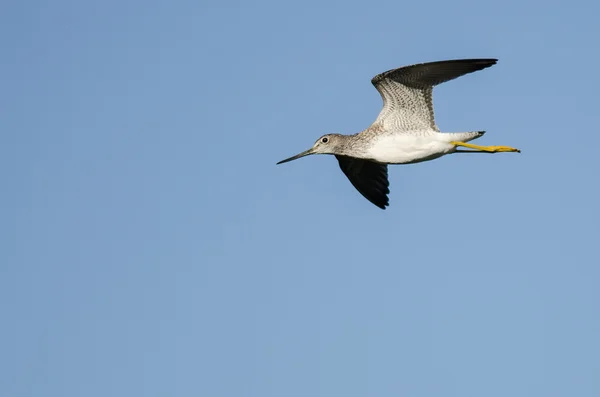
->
xmin=374 ymin=197 xmax=390 ymax=210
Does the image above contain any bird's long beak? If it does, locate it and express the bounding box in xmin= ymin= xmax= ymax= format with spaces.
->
xmin=276 ymin=148 xmax=315 ymax=165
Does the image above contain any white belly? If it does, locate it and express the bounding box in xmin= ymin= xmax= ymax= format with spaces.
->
xmin=365 ymin=133 xmax=456 ymax=164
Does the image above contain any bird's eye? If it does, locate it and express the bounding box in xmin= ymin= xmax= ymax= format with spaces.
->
xmin=321 ymin=137 xmax=329 ymax=143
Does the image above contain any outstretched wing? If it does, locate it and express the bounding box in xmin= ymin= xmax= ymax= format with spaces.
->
xmin=336 ymin=155 xmax=390 ymax=209
xmin=370 ymin=59 xmax=498 ymax=132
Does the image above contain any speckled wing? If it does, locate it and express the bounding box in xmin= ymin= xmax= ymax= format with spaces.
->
xmin=370 ymin=59 xmax=498 ymax=132
xmin=336 ymin=155 xmax=389 ymax=209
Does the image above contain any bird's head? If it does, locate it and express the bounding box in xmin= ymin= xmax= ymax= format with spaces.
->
xmin=276 ymin=134 xmax=343 ymax=164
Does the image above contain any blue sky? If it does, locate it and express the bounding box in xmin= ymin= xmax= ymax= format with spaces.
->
xmin=2 ymin=0 xmax=600 ymax=396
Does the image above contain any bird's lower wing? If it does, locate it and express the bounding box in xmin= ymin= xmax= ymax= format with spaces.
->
xmin=336 ymin=155 xmax=390 ymax=209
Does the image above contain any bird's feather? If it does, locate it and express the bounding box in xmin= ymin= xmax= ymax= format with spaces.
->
xmin=336 ymin=155 xmax=390 ymax=209
xmin=369 ymin=59 xmax=497 ymax=133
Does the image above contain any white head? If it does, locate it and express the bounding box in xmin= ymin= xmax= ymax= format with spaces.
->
xmin=277 ymin=134 xmax=344 ymax=164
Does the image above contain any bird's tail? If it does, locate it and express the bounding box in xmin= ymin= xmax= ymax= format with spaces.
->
xmin=443 ymin=131 xmax=485 ymax=143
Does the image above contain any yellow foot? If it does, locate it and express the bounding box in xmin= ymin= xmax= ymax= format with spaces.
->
xmin=450 ymin=141 xmax=521 ymax=153
xmin=482 ymin=145 xmax=521 ymax=153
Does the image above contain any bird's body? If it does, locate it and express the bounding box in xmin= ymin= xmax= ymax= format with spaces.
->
xmin=366 ymin=132 xmax=461 ymax=164
xmin=341 ymin=130 xmax=482 ymax=165
xmin=277 ymin=58 xmax=520 ymax=209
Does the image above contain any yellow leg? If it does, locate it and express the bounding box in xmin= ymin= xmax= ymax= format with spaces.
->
xmin=450 ymin=141 xmax=521 ymax=153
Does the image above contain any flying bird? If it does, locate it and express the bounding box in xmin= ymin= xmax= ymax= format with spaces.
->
xmin=277 ymin=58 xmax=520 ymax=209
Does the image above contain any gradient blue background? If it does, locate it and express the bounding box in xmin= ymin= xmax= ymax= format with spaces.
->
xmin=3 ymin=0 xmax=599 ymax=396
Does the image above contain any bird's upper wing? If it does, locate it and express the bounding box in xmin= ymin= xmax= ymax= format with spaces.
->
xmin=369 ymin=59 xmax=498 ymax=132
xmin=336 ymin=155 xmax=389 ymax=209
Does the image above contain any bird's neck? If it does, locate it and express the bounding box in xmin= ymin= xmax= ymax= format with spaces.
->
xmin=336 ymin=134 xmax=370 ymax=158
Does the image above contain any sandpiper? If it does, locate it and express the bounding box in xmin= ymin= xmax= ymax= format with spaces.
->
xmin=277 ymin=58 xmax=520 ymax=209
